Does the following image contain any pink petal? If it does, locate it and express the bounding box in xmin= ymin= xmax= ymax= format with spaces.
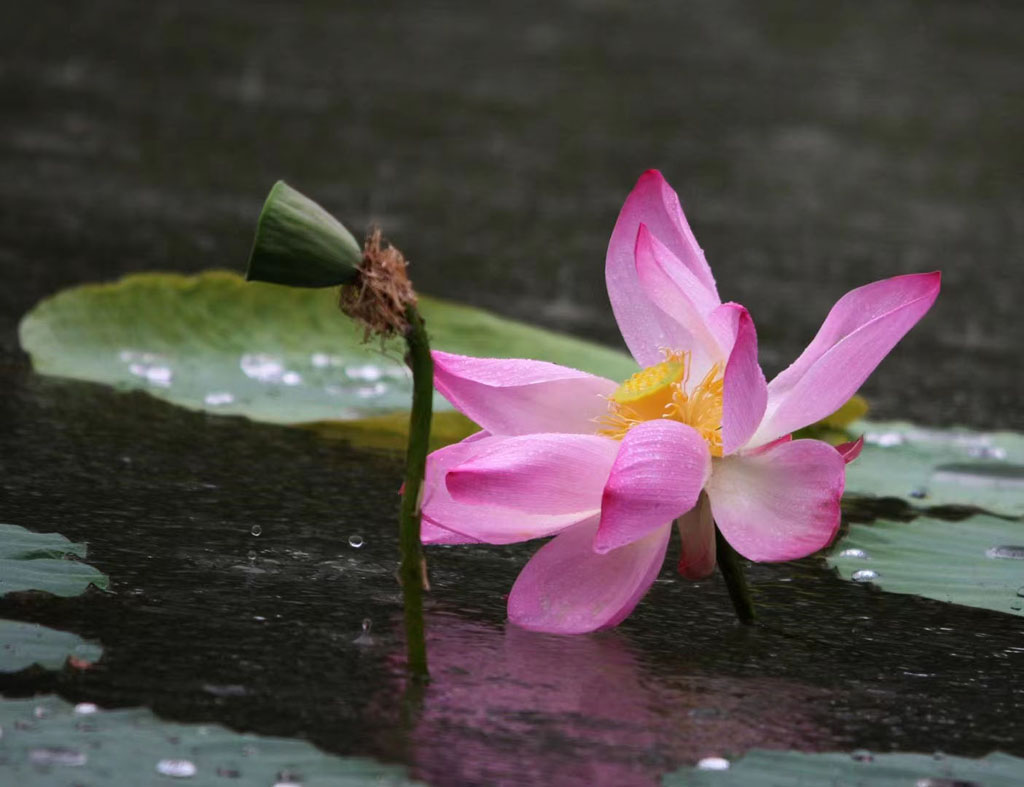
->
xmin=433 ymin=351 xmax=619 ymax=436
xmin=706 ymin=439 xmax=846 ymax=562
xmin=705 ymin=301 xmax=742 ymax=357
xmin=745 ymin=433 xmax=792 ymax=456
xmin=836 ymin=436 xmax=864 ymax=464
xmin=446 ymin=433 xmax=618 ymax=516
xmin=606 ymin=170 xmax=720 ymax=366
xmin=508 ymin=517 xmax=671 ymax=634
xmin=751 ymin=272 xmax=941 ymax=446
xmin=634 ymin=224 xmax=723 ymax=369
xmin=720 ymin=304 xmax=767 ymax=454
xmin=422 ymin=434 xmax=593 ymax=545
xmin=421 ymin=519 xmax=481 ymax=545
xmin=676 ymin=492 xmax=716 ymax=579
xmin=594 ymin=420 xmax=710 ymax=554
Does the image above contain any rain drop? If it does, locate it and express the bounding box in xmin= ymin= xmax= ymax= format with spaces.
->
xmin=30 ymin=747 xmax=87 ymax=766
xmin=696 ymin=757 xmax=730 ymax=771
xmin=73 ymin=702 xmax=99 ymax=715
xmin=851 ymin=569 xmax=879 ymax=582
xmin=282 ymin=371 xmax=303 ymax=386
xmin=850 ymin=749 xmax=873 ymax=762
xmin=156 ymin=759 xmax=197 ymax=778
xmin=908 ymin=487 xmax=928 ymax=499
xmin=986 ymin=546 xmax=1024 ymax=560
xmin=251 ymin=525 xmax=262 ymax=537
xmin=33 ymin=705 xmax=49 ymax=719
xmin=348 ymin=535 xmax=364 ymax=549
xmin=311 ymin=352 xmax=331 ymax=368
xmin=354 ymin=618 xmax=374 ymax=646
xmin=1011 ymin=600 xmax=1023 ymax=612
xmin=839 ymin=548 xmax=869 ymax=559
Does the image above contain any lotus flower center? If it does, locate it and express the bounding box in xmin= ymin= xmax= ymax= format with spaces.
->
xmin=599 ymin=350 xmax=724 ymax=456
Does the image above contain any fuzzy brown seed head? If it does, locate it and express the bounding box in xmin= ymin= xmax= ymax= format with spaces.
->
xmin=339 ymin=228 xmax=417 ymax=339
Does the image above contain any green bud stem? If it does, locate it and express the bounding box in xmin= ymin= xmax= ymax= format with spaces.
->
xmin=715 ymin=526 xmax=756 ymax=624
xmin=246 ymin=181 xmax=431 ymax=678
xmin=398 ymin=304 xmax=432 ymax=679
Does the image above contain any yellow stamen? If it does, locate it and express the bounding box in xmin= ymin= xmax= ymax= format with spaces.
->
xmin=598 ymin=350 xmax=724 ymax=456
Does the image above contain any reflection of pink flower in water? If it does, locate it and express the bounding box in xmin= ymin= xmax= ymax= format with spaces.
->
xmin=385 ymin=613 xmax=829 ymax=787
xmin=422 ymin=171 xmax=940 ymax=633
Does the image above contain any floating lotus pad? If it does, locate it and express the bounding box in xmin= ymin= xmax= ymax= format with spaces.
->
xmin=0 ymin=523 xmax=109 ymax=597
xmin=0 ymin=621 xmax=102 ymax=673
xmin=19 ymin=271 xmax=638 ymax=425
xmin=662 ymin=748 xmax=1024 ymax=786
xmin=0 ymin=694 xmax=424 ymax=786
xmin=0 ymin=524 xmax=107 ymax=673
xmin=845 ymin=420 xmax=1024 ymax=517
xmin=828 ymin=513 xmax=1024 ymax=616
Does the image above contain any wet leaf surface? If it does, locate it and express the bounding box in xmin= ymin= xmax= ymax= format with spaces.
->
xmin=0 ymin=694 xmax=423 ymax=786
xmin=0 ymin=524 xmax=109 ymax=598
xmin=0 ymin=622 xmax=102 ymax=674
xmin=0 ymin=525 xmax=106 ymax=674
xmin=18 ymin=271 xmax=636 ymax=424
xmin=662 ymin=749 xmax=1024 ymax=786
xmin=829 ymin=513 xmax=1024 ymax=616
xmin=847 ymin=422 xmax=1024 ymax=517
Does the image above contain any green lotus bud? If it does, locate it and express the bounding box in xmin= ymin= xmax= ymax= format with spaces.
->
xmin=246 ymin=181 xmax=362 ymax=288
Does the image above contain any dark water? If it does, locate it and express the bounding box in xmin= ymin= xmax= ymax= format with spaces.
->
xmin=1 ymin=1 xmax=1023 ymax=785
xmin=1 ymin=373 xmax=1022 ymax=786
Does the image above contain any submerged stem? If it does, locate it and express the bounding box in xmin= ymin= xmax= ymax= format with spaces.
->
xmin=398 ymin=304 xmax=432 ymax=679
xmin=715 ymin=527 xmax=756 ymax=624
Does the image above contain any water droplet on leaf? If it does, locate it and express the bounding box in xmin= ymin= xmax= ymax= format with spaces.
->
xmin=204 ymin=391 xmax=235 ymax=406
xmin=839 ymin=548 xmax=869 ymax=559
xmin=156 ymin=759 xmax=197 ymax=778
xmin=851 ymin=569 xmax=879 ymax=582
xmin=73 ymin=702 xmax=98 ymax=715
xmin=240 ymin=353 xmax=284 ymax=382
xmin=850 ymin=749 xmax=873 ymax=762
xmin=251 ymin=525 xmax=262 ymax=537
xmin=348 ymin=535 xmax=364 ymax=549
xmin=985 ymin=546 xmax=1024 ymax=560
xmin=696 ymin=757 xmax=729 ymax=771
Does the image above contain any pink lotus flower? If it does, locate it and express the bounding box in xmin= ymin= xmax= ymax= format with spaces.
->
xmin=421 ymin=170 xmax=940 ymax=634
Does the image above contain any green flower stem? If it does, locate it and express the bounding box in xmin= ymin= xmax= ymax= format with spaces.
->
xmin=715 ymin=526 xmax=756 ymax=624
xmin=398 ymin=304 xmax=432 ymax=679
